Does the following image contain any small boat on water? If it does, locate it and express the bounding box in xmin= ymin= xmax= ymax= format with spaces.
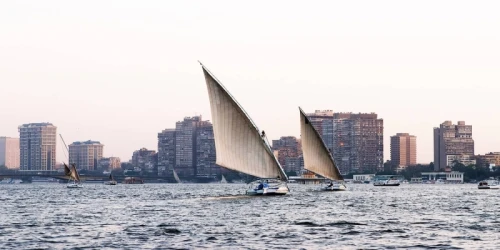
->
xmin=0 ymin=178 xmax=22 ymax=184
xmin=65 ymin=163 xmax=83 ymax=188
xmin=373 ymin=177 xmax=400 ymax=186
xmin=104 ymin=174 xmax=117 ymax=185
xmin=299 ymin=107 xmax=346 ymax=191
xmin=123 ymin=177 xmax=144 ymax=184
xmin=60 ymin=134 xmax=82 ymax=188
xmin=220 ymin=174 xmax=228 ymax=184
xmin=435 ymin=179 xmax=446 ymax=184
xmin=478 ymin=178 xmax=499 ymax=189
xmin=201 ymin=62 xmax=289 ymax=195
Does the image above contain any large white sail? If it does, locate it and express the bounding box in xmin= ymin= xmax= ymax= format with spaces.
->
xmin=201 ymin=63 xmax=287 ymax=180
xmin=300 ymin=107 xmax=343 ymax=181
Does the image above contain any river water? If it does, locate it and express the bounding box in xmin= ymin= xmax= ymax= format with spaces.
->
xmin=0 ymin=183 xmax=499 ymax=249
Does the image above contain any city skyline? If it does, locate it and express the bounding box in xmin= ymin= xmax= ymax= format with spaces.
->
xmin=1 ymin=1 xmax=500 ymax=164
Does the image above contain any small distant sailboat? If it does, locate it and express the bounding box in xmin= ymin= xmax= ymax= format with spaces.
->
xmin=65 ymin=163 xmax=83 ymax=188
xmin=104 ymin=174 xmax=117 ymax=185
xmin=173 ymin=169 xmax=181 ymax=183
xmin=300 ymin=107 xmax=346 ymax=191
xmin=201 ymin=62 xmax=289 ymax=195
xmin=220 ymin=174 xmax=228 ymax=184
xmin=59 ymin=134 xmax=82 ymax=188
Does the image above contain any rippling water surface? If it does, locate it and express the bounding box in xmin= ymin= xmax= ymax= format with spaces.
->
xmin=0 ymin=183 xmax=499 ymax=249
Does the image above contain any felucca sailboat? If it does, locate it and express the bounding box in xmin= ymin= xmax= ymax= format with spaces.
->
xmin=300 ymin=107 xmax=346 ymax=191
xmin=200 ymin=62 xmax=289 ymax=195
xmin=104 ymin=174 xmax=117 ymax=185
xmin=65 ymin=163 xmax=83 ymax=188
xmin=59 ymin=134 xmax=82 ymax=188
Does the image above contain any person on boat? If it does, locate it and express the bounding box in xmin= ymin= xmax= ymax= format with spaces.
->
xmin=327 ymin=182 xmax=333 ymax=188
xmin=263 ymin=180 xmax=269 ymax=188
xmin=257 ymin=181 xmax=264 ymax=190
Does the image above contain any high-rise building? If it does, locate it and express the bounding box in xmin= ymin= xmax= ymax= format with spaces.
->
xmin=68 ymin=140 xmax=104 ymax=171
xmin=158 ymin=116 xmax=219 ymax=179
xmin=132 ymin=148 xmax=157 ymax=173
xmin=390 ymin=133 xmax=417 ymax=170
xmin=158 ymin=129 xmax=176 ymax=176
xmin=284 ymin=155 xmax=304 ymax=175
xmin=175 ymin=116 xmax=202 ymax=177
xmin=195 ymin=121 xmax=218 ymax=178
xmin=272 ymin=136 xmax=301 ymax=173
xmin=98 ymin=157 xmax=121 ymax=171
xmin=434 ymin=121 xmax=474 ymax=171
xmin=18 ymin=123 xmax=57 ymax=171
xmin=0 ymin=137 xmax=20 ymax=169
xmin=307 ymin=111 xmax=384 ymax=174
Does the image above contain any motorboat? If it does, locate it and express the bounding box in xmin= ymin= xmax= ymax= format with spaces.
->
xmin=104 ymin=174 xmax=117 ymax=185
xmin=322 ymin=181 xmax=347 ymax=191
xmin=373 ymin=177 xmax=400 ymax=186
xmin=478 ymin=179 xmax=499 ymax=189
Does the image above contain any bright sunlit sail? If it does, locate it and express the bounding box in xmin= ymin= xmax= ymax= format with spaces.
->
xmin=200 ymin=62 xmax=289 ymax=195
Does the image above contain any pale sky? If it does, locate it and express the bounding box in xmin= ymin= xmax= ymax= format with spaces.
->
xmin=1 ymin=1 xmax=499 ymax=163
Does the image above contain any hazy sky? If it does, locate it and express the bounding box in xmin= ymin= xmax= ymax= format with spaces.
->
xmin=1 ymin=1 xmax=499 ymax=163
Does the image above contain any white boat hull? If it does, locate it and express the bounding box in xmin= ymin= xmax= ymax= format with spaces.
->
xmin=246 ymin=182 xmax=289 ymax=195
xmin=478 ymin=185 xmax=499 ymax=189
xmin=104 ymin=181 xmax=117 ymax=185
xmin=67 ymin=183 xmax=82 ymax=188
xmin=322 ymin=183 xmax=347 ymax=191
xmin=374 ymin=179 xmax=400 ymax=186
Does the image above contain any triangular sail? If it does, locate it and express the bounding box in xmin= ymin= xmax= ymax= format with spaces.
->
xmin=221 ymin=174 xmax=227 ymax=183
xmin=300 ymin=107 xmax=343 ymax=181
xmin=173 ymin=169 xmax=181 ymax=183
xmin=109 ymin=174 xmax=114 ymax=181
xmin=71 ymin=164 xmax=81 ymax=182
xmin=201 ymin=63 xmax=287 ymax=180
xmin=63 ymin=163 xmax=72 ymax=177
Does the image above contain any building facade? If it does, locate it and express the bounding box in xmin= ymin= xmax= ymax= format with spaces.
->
xmin=284 ymin=155 xmax=304 ymax=175
xmin=421 ymin=171 xmax=464 ymax=183
xmin=474 ymin=152 xmax=500 ymax=167
xmin=390 ymin=133 xmax=417 ymax=170
xmin=433 ymin=121 xmax=474 ymax=171
xmin=18 ymin=123 xmax=57 ymax=171
xmin=195 ymin=121 xmax=218 ymax=178
xmin=175 ymin=116 xmax=202 ymax=177
xmin=69 ymin=140 xmax=104 ymax=171
xmin=98 ymin=157 xmax=121 ymax=171
xmin=0 ymin=137 xmax=20 ymax=169
xmin=272 ymin=136 xmax=301 ymax=173
xmin=307 ymin=111 xmax=384 ymax=174
xmin=447 ymin=154 xmax=476 ymax=167
xmin=158 ymin=129 xmax=176 ymax=176
xmin=132 ymin=148 xmax=157 ymax=173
